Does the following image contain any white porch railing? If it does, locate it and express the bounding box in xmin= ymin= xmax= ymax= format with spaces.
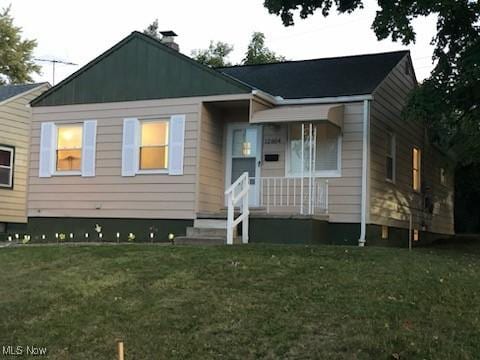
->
xmin=254 ymin=177 xmax=329 ymax=215
xmin=224 ymin=172 xmax=250 ymax=245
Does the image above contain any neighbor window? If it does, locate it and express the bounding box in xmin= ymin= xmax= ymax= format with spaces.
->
xmin=386 ymin=132 xmax=395 ymax=182
xmin=56 ymin=124 xmax=83 ymax=172
xmin=139 ymin=120 xmax=169 ymax=170
xmin=288 ymin=122 xmax=341 ymax=176
xmin=412 ymin=147 xmax=421 ymax=191
xmin=0 ymin=146 xmax=14 ymax=188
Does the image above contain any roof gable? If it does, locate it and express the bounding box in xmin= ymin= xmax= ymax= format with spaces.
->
xmin=0 ymin=83 xmax=47 ymax=103
xmin=32 ymin=32 xmax=250 ymax=107
xmin=218 ymin=50 xmax=410 ymax=99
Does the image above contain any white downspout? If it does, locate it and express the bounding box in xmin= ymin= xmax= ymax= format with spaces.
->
xmin=359 ymin=99 xmax=370 ymax=247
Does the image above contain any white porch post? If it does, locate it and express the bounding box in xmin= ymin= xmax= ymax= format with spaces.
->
xmin=308 ymin=123 xmax=313 ymax=215
xmin=242 ymin=186 xmax=249 ymax=244
xmin=300 ymin=123 xmax=304 ymax=215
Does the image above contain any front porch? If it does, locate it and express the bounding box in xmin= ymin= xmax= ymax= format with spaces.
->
xmin=198 ymin=98 xmax=341 ymax=218
xmin=190 ymin=97 xmax=350 ymax=245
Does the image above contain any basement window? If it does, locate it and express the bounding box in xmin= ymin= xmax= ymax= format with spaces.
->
xmin=413 ymin=229 xmax=419 ymax=242
xmin=381 ymin=225 xmax=389 ymax=240
xmin=0 ymin=146 xmax=14 ymax=188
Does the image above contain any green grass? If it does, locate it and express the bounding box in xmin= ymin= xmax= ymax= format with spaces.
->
xmin=0 ymin=242 xmax=479 ymax=359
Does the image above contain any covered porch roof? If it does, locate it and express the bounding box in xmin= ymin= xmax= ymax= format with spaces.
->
xmin=250 ymin=103 xmax=344 ymax=129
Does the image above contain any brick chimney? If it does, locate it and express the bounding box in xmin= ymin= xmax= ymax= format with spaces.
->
xmin=160 ymin=31 xmax=179 ymax=51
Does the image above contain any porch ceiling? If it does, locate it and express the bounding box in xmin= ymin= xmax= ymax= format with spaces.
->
xmin=250 ymin=104 xmax=344 ymax=129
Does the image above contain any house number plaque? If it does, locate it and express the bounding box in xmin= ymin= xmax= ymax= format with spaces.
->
xmin=264 ymin=137 xmax=281 ymax=145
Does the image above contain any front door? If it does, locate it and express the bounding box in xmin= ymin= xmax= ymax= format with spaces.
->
xmin=226 ymin=123 xmax=262 ymax=206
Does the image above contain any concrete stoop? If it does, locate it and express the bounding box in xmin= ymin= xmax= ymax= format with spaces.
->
xmin=174 ymin=218 xmax=240 ymax=245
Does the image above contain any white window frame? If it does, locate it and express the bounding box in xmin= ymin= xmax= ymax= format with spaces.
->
xmin=412 ymin=147 xmax=422 ymax=192
xmin=54 ymin=123 xmax=83 ymax=176
xmin=136 ymin=118 xmax=170 ymax=175
xmin=285 ymin=122 xmax=342 ymax=178
xmin=0 ymin=145 xmax=14 ymax=189
xmin=385 ymin=132 xmax=396 ymax=183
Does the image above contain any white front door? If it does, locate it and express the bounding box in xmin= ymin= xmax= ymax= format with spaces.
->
xmin=226 ymin=123 xmax=262 ymax=207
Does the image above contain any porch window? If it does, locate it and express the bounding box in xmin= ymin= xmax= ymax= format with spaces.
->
xmin=288 ymin=122 xmax=341 ymax=177
xmin=56 ymin=124 xmax=83 ymax=172
xmin=413 ymin=147 xmax=421 ymax=191
xmin=139 ymin=120 xmax=169 ymax=170
xmin=0 ymin=146 xmax=14 ymax=188
xmin=386 ymin=132 xmax=395 ymax=182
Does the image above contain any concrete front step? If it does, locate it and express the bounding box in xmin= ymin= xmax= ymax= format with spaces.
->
xmin=193 ymin=218 xmax=227 ymax=229
xmin=186 ymin=226 xmax=228 ymax=237
xmin=174 ymin=236 xmax=226 ymax=246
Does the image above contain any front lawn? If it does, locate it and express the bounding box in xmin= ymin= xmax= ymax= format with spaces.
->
xmin=0 ymin=242 xmax=479 ymax=359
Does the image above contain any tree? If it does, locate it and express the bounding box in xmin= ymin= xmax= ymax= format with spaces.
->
xmin=0 ymin=6 xmax=40 ymax=85
xmin=191 ymin=41 xmax=234 ymax=67
xmin=242 ymin=32 xmax=285 ymax=65
xmin=263 ymin=0 xmax=480 ymax=162
xmin=144 ymin=19 xmax=161 ymax=40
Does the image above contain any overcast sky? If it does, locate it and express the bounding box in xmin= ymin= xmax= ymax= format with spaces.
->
xmin=5 ymin=0 xmax=438 ymax=85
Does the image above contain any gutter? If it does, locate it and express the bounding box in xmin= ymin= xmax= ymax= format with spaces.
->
xmin=252 ymin=89 xmax=373 ymax=105
xmin=358 ymin=99 xmax=370 ymax=247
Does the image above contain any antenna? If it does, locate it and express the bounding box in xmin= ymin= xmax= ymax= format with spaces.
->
xmin=35 ymin=58 xmax=77 ymax=85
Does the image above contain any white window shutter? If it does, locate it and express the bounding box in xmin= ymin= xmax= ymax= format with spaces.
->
xmin=169 ymin=115 xmax=186 ymax=175
xmin=39 ymin=122 xmax=55 ymax=178
xmin=122 ymin=118 xmax=139 ymax=176
xmin=81 ymin=120 xmax=97 ymax=177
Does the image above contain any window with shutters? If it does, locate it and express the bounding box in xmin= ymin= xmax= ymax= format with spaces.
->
xmin=139 ymin=120 xmax=169 ymax=171
xmin=56 ymin=124 xmax=83 ymax=172
xmin=287 ymin=122 xmax=341 ymax=177
xmin=0 ymin=146 xmax=14 ymax=188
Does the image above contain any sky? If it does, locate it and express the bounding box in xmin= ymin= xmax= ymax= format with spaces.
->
xmin=4 ymin=0 xmax=438 ymax=85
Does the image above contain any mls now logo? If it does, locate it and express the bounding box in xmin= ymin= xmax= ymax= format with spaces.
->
xmin=2 ymin=345 xmax=48 ymax=356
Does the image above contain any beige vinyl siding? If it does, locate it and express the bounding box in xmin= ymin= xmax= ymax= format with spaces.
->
xmin=260 ymin=102 xmax=364 ymax=223
xmin=29 ymin=98 xmax=201 ymax=220
xmin=0 ymin=85 xmax=48 ymax=223
xmin=369 ymin=56 xmax=454 ymax=234
xmin=197 ymin=104 xmax=225 ymax=212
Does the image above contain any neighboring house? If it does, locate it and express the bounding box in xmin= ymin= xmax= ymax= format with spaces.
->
xmin=24 ymin=31 xmax=454 ymax=246
xmin=0 ymin=83 xmax=50 ymax=240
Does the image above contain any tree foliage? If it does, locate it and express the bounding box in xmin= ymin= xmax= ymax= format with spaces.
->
xmin=264 ymin=0 xmax=480 ymax=163
xmin=144 ymin=19 xmax=161 ymax=40
xmin=0 ymin=6 xmax=40 ymax=85
xmin=242 ymin=32 xmax=285 ymax=65
xmin=191 ymin=41 xmax=234 ymax=67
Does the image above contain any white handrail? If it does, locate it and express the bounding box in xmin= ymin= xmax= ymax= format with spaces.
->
xmin=224 ymin=172 xmax=250 ymax=245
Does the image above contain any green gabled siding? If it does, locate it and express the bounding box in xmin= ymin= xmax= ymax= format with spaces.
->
xmin=32 ymin=32 xmax=250 ymax=107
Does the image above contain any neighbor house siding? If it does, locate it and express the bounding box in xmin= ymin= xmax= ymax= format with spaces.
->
xmin=259 ymin=102 xmax=364 ymax=223
xmin=369 ymin=56 xmax=454 ymax=235
xmin=0 ymin=85 xmax=49 ymax=223
xmin=197 ymin=104 xmax=225 ymax=212
xmin=29 ymin=97 xmax=200 ymax=220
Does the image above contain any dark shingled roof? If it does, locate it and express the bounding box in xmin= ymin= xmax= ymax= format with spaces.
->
xmin=0 ymin=83 xmax=45 ymax=103
xmin=218 ymin=50 xmax=410 ymax=99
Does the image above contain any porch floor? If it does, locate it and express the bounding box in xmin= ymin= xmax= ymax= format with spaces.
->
xmin=196 ymin=209 xmax=329 ymax=221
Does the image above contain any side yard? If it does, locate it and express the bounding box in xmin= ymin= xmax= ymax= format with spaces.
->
xmin=0 ymin=242 xmax=479 ymax=359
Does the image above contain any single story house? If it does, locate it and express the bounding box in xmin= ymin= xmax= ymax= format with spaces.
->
xmin=0 ymin=83 xmax=49 ymax=239
xmin=22 ymin=31 xmax=454 ymax=246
